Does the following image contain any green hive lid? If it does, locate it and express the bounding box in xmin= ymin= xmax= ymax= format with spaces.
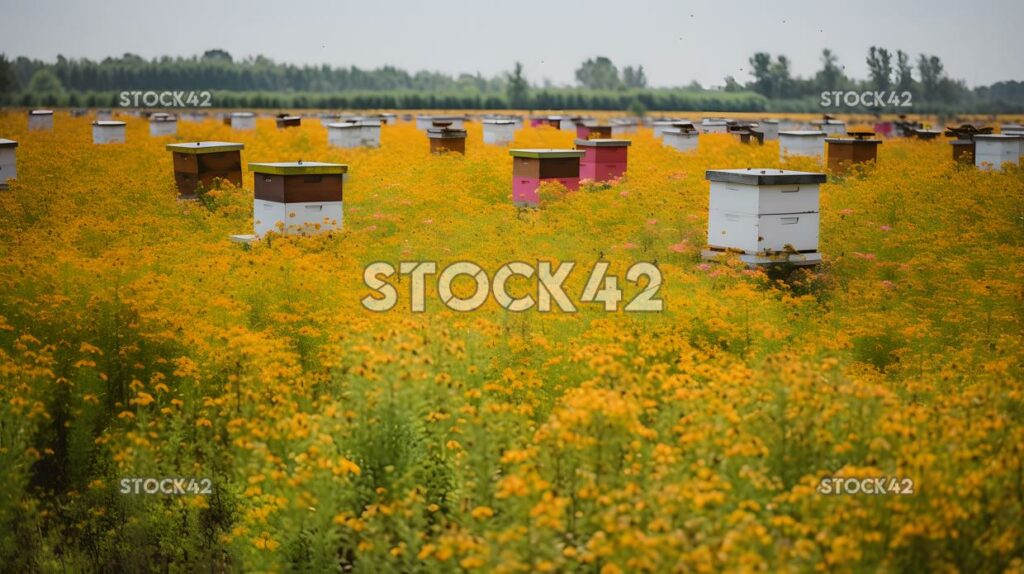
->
xmin=248 ymin=161 xmax=348 ymax=175
xmin=574 ymin=138 xmax=632 ymax=147
xmin=167 ymin=141 xmax=245 ymax=154
xmin=0 ymin=139 xmax=17 ymax=148
xmin=706 ymin=168 xmax=826 ymax=185
xmin=509 ymin=148 xmax=585 ymax=159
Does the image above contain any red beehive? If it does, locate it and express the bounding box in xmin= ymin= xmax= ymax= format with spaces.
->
xmin=576 ymin=124 xmax=612 ymax=139
xmin=509 ymin=149 xmax=585 ymax=207
xmin=574 ymin=138 xmax=631 ymax=182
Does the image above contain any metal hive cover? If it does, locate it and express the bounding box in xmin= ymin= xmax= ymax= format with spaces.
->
xmin=705 ymin=168 xmax=827 ymax=185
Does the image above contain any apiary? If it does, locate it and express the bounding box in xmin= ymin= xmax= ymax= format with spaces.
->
xmin=240 ymin=162 xmax=347 ymax=239
xmin=974 ymin=134 xmax=1022 ymax=171
xmin=149 ymin=113 xmax=178 ymax=137
xmin=231 ymin=112 xmax=256 ymax=130
xmin=276 ymin=115 xmax=302 ymax=129
xmin=779 ymin=130 xmax=826 ymax=160
xmin=483 ymin=119 xmax=516 ymax=145
xmin=427 ymin=126 xmax=467 ymax=154
xmin=327 ymin=120 xmax=382 ymax=148
xmin=703 ymin=168 xmax=826 ymax=266
xmin=166 ymin=141 xmax=244 ymax=199
xmin=509 ymin=149 xmax=585 ymax=207
xmin=825 ymin=131 xmax=882 ymax=174
xmin=93 ymin=120 xmax=126 ymax=144
xmin=663 ymin=123 xmax=699 ymax=153
xmin=575 ymin=138 xmax=630 ymax=182
xmin=28 ymin=110 xmax=54 ymax=131
xmin=0 ymin=139 xmax=17 ymax=190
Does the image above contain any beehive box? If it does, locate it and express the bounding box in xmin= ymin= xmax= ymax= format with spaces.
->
xmin=704 ymin=168 xmax=825 ymax=261
xmin=529 ymin=116 xmax=561 ymax=129
xmin=379 ymin=113 xmax=397 ymax=125
xmin=575 ymin=139 xmax=630 ymax=182
xmin=427 ymin=126 xmax=467 ymax=154
xmin=909 ymin=129 xmax=942 ymax=141
xmin=701 ymin=119 xmax=730 ymax=134
xmin=231 ymin=112 xmax=256 ymax=130
xmin=779 ymin=130 xmax=826 ymax=160
xmin=509 ymin=149 xmax=585 ymax=207
xmin=327 ymin=121 xmax=382 ymax=148
xmin=974 ymin=134 xmax=1022 ymax=171
xmin=93 ymin=121 xmax=126 ymax=144
xmin=28 ymin=110 xmax=54 ymax=131
xmin=812 ymin=119 xmax=846 ymax=136
xmin=166 ymin=141 xmax=244 ymax=198
xmin=611 ymin=119 xmax=638 ymax=135
xmin=483 ymin=119 xmax=516 ymax=145
xmin=950 ymin=140 xmax=975 ymax=164
xmin=149 ymin=113 xmax=178 ymax=137
xmin=825 ymin=132 xmax=882 ymax=174
xmin=247 ymin=162 xmax=347 ymax=238
xmin=0 ymin=139 xmax=17 ymax=190
xmin=651 ymin=120 xmax=682 ymax=138
xmin=758 ymin=119 xmax=780 ymax=140
xmin=417 ymin=116 xmax=466 ymax=131
xmin=576 ymin=125 xmax=612 ymax=139
xmin=276 ymin=116 xmax=302 ymax=129
xmin=1001 ymin=124 xmax=1024 ymax=137
xmin=663 ymin=127 xmax=699 ymax=152
xmin=730 ymin=127 xmax=764 ymax=145
xmin=96 ymin=109 xmax=113 ymax=121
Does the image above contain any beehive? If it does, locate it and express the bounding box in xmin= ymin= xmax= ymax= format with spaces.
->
xmin=166 ymin=141 xmax=244 ymax=199
xmin=231 ymin=112 xmax=256 ymax=130
xmin=758 ymin=119 xmax=780 ymax=140
xmin=1001 ymin=124 xmax=1024 ymax=137
xmin=825 ymin=132 xmax=882 ymax=174
xmin=246 ymin=162 xmax=347 ymax=238
xmin=0 ymin=139 xmax=17 ymax=190
xmin=276 ymin=116 xmax=302 ymax=129
xmin=149 ymin=113 xmax=178 ymax=137
xmin=509 ymin=149 xmax=585 ymax=207
xmin=663 ymin=125 xmax=699 ymax=152
xmin=944 ymin=125 xmax=991 ymax=164
xmin=483 ymin=119 xmax=516 ymax=145
xmin=909 ymin=129 xmax=942 ymax=141
xmin=28 ymin=110 xmax=54 ymax=131
xmin=379 ymin=113 xmax=397 ymax=125
xmin=427 ymin=126 xmax=467 ymax=154
xmin=327 ymin=120 xmax=382 ymax=148
xmin=651 ymin=119 xmax=684 ymax=138
xmin=96 ymin=109 xmax=113 ymax=121
xmin=576 ymin=125 xmax=612 ymax=139
xmin=812 ymin=118 xmax=846 ymax=136
xmin=611 ymin=119 xmax=638 ymax=135
xmin=779 ymin=130 xmax=826 ymax=160
xmin=704 ymin=168 xmax=825 ymax=265
xmin=575 ymin=139 xmax=630 ymax=182
xmin=701 ymin=119 xmax=730 ymax=134
xmin=417 ymin=115 xmax=466 ymax=131
xmin=92 ymin=121 xmax=126 ymax=144
xmin=974 ymin=134 xmax=1022 ymax=171
xmin=529 ymin=116 xmax=561 ymax=129
xmin=730 ymin=126 xmax=764 ymax=145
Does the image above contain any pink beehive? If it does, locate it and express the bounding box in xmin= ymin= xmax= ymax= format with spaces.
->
xmin=575 ymin=138 xmax=631 ymax=182
xmin=509 ymin=149 xmax=586 ymax=207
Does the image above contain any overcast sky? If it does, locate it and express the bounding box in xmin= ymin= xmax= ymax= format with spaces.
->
xmin=2 ymin=0 xmax=1022 ymax=87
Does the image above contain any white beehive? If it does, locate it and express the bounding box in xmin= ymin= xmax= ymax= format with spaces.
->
xmin=0 ymin=139 xmax=17 ymax=189
xmin=96 ymin=109 xmax=113 ymax=121
xmin=701 ymin=119 xmax=730 ymax=134
xmin=93 ymin=121 xmax=126 ymax=144
xmin=417 ymin=115 xmax=466 ymax=131
xmin=1000 ymin=124 xmax=1024 ymax=137
xmin=663 ymin=128 xmax=699 ymax=152
xmin=974 ymin=134 xmax=1021 ymax=171
xmin=651 ymin=120 xmax=682 ymax=138
xmin=611 ymin=119 xmax=638 ymax=135
xmin=705 ymin=168 xmax=826 ymax=260
xmin=779 ymin=130 xmax=826 ymax=160
xmin=149 ymin=113 xmax=178 ymax=136
xmin=247 ymin=162 xmax=347 ymax=238
xmin=483 ymin=119 xmax=516 ymax=145
xmin=327 ymin=120 xmax=382 ymax=148
xmin=758 ymin=119 xmax=780 ymax=140
xmin=231 ymin=112 xmax=256 ymax=131
xmin=28 ymin=110 xmax=54 ymax=131
xmin=813 ymin=119 xmax=846 ymax=135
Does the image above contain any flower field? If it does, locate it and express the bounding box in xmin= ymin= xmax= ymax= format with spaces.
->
xmin=0 ymin=112 xmax=1022 ymax=572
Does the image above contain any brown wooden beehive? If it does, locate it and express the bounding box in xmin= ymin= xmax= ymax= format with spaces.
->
xmin=166 ymin=141 xmax=244 ymax=198
xmin=825 ymin=131 xmax=882 ymax=174
xmin=427 ymin=127 xmax=467 ymax=154
xmin=276 ymin=116 xmax=302 ymax=128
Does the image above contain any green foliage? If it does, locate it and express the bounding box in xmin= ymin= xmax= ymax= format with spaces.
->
xmin=575 ymin=56 xmax=622 ymax=90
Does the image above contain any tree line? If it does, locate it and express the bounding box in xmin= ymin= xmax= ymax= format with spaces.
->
xmin=0 ymin=49 xmax=1020 ymax=113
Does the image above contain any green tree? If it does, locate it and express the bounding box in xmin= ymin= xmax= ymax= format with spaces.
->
xmin=622 ymin=65 xmax=647 ymax=88
xmin=506 ymin=62 xmax=529 ymax=109
xmin=748 ymin=52 xmax=773 ymax=96
xmin=575 ymin=57 xmax=621 ymax=90
xmin=895 ymin=50 xmax=914 ymax=92
xmin=815 ymin=49 xmax=845 ymax=91
xmin=27 ymin=68 xmax=66 ymax=98
xmin=866 ymin=46 xmax=893 ymax=90
xmin=917 ymin=54 xmax=944 ymax=96
xmin=0 ymin=54 xmax=17 ymax=95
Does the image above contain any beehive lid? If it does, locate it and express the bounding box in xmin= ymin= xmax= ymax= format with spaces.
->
xmin=813 ymin=119 xmax=845 ymax=125
xmin=702 ymin=119 xmax=729 ymax=125
xmin=278 ymin=116 xmax=301 ymax=121
xmin=974 ymin=134 xmax=1021 ymax=140
xmin=706 ymin=168 xmax=826 ymax=185
xmin=509 ymin=149 xmax=585 ymax=159
xmin=167 ymin=141 xmax=244 ymax=154
xmin=248 ymin=162 xmax=348 ymax=175
xmin=150 ymin=114 xmax=177 ymax=122
xmin=94 ymin=121 xmax=126 ymax=126
xmin=825 ymin=132 xmax=881 ymax=144
xmin=30 ymin=109 xmax=54 ymax=115
xmin=779 ymin=130 xmax=826 ymax=137
xmin=427 ymin=127 xmax=467 ymax=138
xmin=483 ymin=119 xmax=515 ymax=125
xmin=574 ymin=138 xmax=632 ymax=147
xmin=327 ymin=121 xmax=362 ymax=129
xmin=0 ymin=139 xmax=18 ymax=148
xmin=231 ymin=112 xmax=256 ymax=117
xmin=760 ymin=119 xmax=780 ymax=124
